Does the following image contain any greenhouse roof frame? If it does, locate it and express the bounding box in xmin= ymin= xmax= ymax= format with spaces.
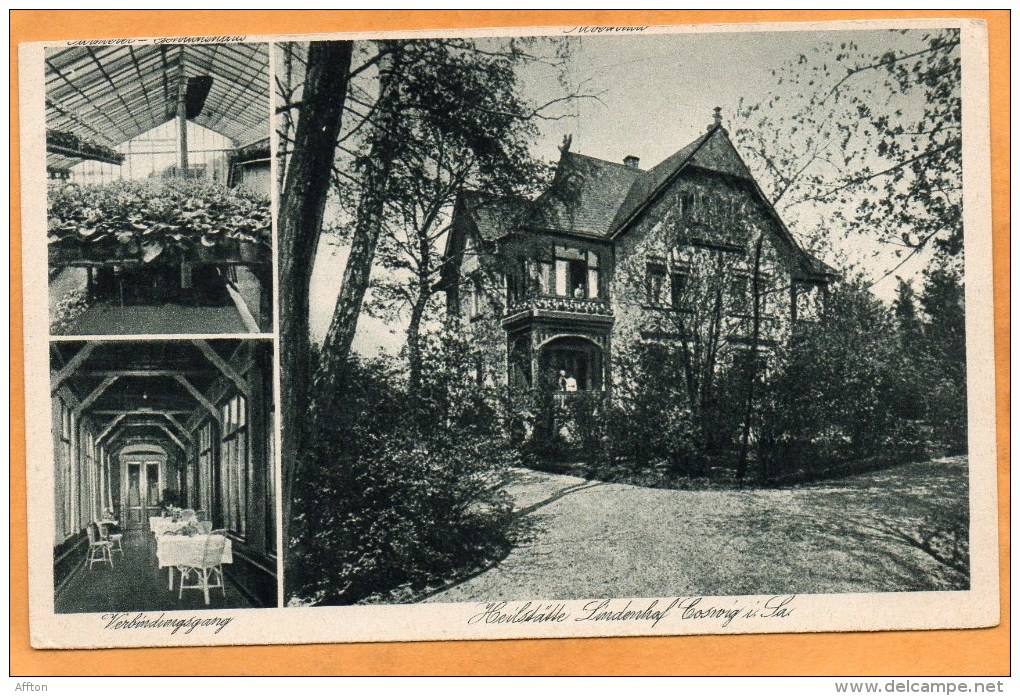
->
xmin=45 ymin=43 xmax=269 ymax=169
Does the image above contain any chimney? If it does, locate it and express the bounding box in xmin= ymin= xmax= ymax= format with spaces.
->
xmin=623 ymin=155 xmax=640 ymax=169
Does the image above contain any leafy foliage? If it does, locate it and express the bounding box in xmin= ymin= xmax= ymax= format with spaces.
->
xmin=323 ymin=38 xmax=566 ymax=392
xmin=287 ymin=327 xmax=521 ymax=605
xmin=734 ymin=29 xmax=962 ymax=275
xmin=48 ymin=179 xmax=270 ymax=263
xmin=47 ymin=128 xmax=124 ymax=164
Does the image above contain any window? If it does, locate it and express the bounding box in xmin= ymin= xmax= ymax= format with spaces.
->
xmin=265 ymin=376 xmax=277 ymax=556
xmin=794 ymin=283 xmax=823 ymax=322
xmin=462 ymin=278 xmax=480 ymax=318
xmin=760 ymin=274 xmax=776 ymax=317
xmin=586 ymin=251 xmax=600 ymax=299
xmin=728 ymin=273 xmax=752 ymax=316
xmin=670 ymin=269 xmax=689 ymax=309
xmin=69 ymin=409 xmax=78 ymax=532
xmin=198 ymin=421 xmax=214 ymax=517
xmin=538 ymin=261 xmax=552 ymax=295
xmin=554 ymin=245 xmax=598 ymax=298
xmin=219 ymin=394 xmax=248 ymax=536
xmin=59 ymin=400 xmax=73 ymax=537
xmin=681 ymin=190 xmax=697 ymax=223
xmin=85 ymin=431 xmax=96 ymax=524
xmin=646 ymin=261 xmax=667 ymax=306
xmin=505 ymin=267 xmax=519 ymax=305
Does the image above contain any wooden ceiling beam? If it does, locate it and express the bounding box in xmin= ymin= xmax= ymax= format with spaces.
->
xmin=50 ymin=341 xmax=98 ymax=394
xmin=191 ymin=339 xmax=251 ymax=397
xmin=79 ymin=369 xmax=208 ymax=378
xmin=97 ymin=414 xmax=127 ymax=443
xmin=93 ymin=406 xmax=194 ymax=412
xmin=173 ymin=375 xmax=221 ymax=425
xmin=73 ymin=375 xmax=119 ymax=417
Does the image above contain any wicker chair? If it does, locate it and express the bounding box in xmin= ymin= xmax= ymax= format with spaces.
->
xmin=98 ymin=521 xmax=124 ymax=558
xmin=177 ymin=531 xmax=227 ymax=605
xmin=86 ymin=523 xmax=114 ymax=570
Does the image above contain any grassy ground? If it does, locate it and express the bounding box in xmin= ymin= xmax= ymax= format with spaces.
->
xmin=426 ymin=457 xmax=969 ymax=603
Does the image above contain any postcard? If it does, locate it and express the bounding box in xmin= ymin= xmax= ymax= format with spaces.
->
xmin=19 ymin=16 xmax=998 ymax=649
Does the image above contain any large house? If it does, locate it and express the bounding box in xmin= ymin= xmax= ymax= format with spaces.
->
xmin=441 ymin=113 xmax=836 ymax=400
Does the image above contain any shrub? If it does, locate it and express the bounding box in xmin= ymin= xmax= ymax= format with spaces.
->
xmin=288 ymin=349 xmax=521 ymax=606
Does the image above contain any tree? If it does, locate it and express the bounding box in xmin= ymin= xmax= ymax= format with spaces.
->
xmin=918 ymin=253 xmax=967 ymax=451
xmin=310 ymin=40 xmax=404 ymax=424
xmin=758 ymin=277 xmax=906 ymax=479
xmin=276 ymin=37 xmax=589 ymax=599
xmin=277 ymin=40 xmax=353 ymax=568
xmin=734 ymin=29 xmax=962 ymax=279
xmin=328 ymin=38 xmax=577 ymax=396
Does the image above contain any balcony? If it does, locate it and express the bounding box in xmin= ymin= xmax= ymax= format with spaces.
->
xmin=502 ymin=295 xmax=614 ymax=329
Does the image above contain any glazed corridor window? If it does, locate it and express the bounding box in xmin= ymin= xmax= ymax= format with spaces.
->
xmin=646 ymin=262 xmax=667 ymax=306
xmin=84 ymin=431 xmax=96 ymax=525
xmin=554 ymin=245 xmax=599 ymax=299
xmin=219 ymin=394 xmax=248 ymax=536
xmin=59 ymin=400 xmax=74 ymax=538
xmin=197 ymin=421 xmax=214 ymax=517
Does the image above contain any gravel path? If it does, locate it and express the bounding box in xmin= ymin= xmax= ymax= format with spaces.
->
xmin=427 ymin=458 xmax=969 ymax=602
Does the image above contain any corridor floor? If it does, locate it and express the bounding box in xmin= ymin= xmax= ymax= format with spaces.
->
xmin=56 ymin=529 xmax=255 ymax=614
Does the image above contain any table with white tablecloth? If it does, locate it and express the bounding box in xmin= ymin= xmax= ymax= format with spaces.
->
xmin=149 ymin=517 xmax=194 ymax=536
xmin=155 ymin=534 xmax=233 ymax=590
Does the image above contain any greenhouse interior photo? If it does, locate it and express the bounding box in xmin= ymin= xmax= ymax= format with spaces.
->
xmin=45 ymin=43 xmax=272 ymax=336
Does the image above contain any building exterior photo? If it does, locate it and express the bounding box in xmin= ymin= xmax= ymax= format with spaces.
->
xmin=442 ymin=115 xmax=837 ymax=413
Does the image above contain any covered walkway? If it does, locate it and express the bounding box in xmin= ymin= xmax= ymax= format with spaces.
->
xmin=50 ymin=339 xmax=279 ymax=611
xmin=56 ymin=529 xmax=255 ymax=614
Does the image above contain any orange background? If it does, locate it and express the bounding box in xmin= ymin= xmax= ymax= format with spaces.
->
xmin=9 ymin=10 xmax=1009 ymax=676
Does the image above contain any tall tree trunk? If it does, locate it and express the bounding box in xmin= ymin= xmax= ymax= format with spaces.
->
xmin=311 ymin=41 xmax=402 ymax=420
xmin=406 ymin=218 xmax=435 ymax=397
xmin=737 ymin=233 xmax=765 ymax=481
xmin=406 ymin=285 xmax=429 ymax=396
xmin=278 ymin=41 xmax=353 ymax=585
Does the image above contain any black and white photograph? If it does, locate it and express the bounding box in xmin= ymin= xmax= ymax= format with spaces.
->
xmin=50 ymin=338 xmax=279 ymax=612
xmin=45 ymin=43 xmax=272 ymax=336
xmin=276 ymin=28 xmax=977 ymax=608
xmin=18 ymin=17 xmax=995 ymax=651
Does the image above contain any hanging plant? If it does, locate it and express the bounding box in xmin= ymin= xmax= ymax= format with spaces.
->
xmin=48 ymin=179 xmax=271 ymax=265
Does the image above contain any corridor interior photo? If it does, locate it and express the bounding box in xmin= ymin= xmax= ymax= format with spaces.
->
xmin=50 ymin=338 xmax=278 ymax=612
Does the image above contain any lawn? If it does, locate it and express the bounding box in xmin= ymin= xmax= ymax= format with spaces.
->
xmin=426 ymin=457 xmax=969 ymax=602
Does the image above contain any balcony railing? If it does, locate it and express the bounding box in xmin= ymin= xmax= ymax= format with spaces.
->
xmin=504 ymin=295 xmax=613 ymax=319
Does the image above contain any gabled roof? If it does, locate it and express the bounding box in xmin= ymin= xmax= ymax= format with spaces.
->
xmin=458 ymin=125 xmax=836 ymax=280
xmin=45 ymin=43 xmax=269 ymax=154
xmin=609 ymin=126 xmax=757 ymax=234
xmin=530 ymin=152 xmax=644 ymax=238
xmin=458 ymin=189 xmax=532 ymax=242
